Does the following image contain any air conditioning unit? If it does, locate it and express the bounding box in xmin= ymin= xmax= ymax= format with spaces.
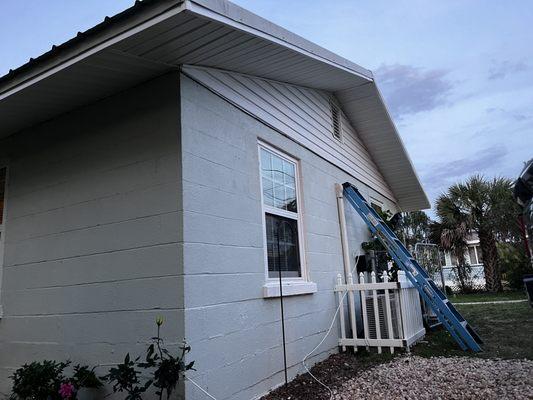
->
xmin=365 ymin=293 xmax=401 ymax=339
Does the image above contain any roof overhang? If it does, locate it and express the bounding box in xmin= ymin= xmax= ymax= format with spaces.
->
xmin=0 ymin=0 xmax=430 ymax=210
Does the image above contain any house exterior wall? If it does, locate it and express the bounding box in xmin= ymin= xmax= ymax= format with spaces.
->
xmin=442 ymin=238 xmax=486 ymax=290
xmin=180 ymin=75 xmax=398 ymax=400
xmin=0 ymin=69 xmax=401 ymax=399
xmin=0 ymin=73 xmax=184 ymax=397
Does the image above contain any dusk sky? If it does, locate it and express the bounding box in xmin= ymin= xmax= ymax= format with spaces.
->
xmin=1 ymin=0 xmax=531 ymax=214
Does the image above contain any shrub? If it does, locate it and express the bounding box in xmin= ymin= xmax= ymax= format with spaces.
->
xmin=10 ymin=361 xmax=101 ymax=400
xmin=498 ymin=242 xmax=532 ymax=290
xmin=102 ymin=317 xmax=195 ymax=400
xmin=9 ymin=318 xmax=192 ymax=400
xmin=102 ymin=354 xmax=149 ymax=400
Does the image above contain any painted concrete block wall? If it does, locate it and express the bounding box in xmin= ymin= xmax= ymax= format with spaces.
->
xmin=0 ymin=74 xmax=184 ymax=397
xmin=180 ymin=75 xmax=398 ymax=400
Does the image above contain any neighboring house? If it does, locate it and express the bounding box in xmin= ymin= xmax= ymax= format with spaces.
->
xmin=0 ymin=1 xmax=429 ymax=399
xmin=442 ymin=234 xmax=486 ymax=290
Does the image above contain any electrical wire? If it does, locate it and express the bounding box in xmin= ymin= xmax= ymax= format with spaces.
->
xmin=186 ymin=374 xmax=218 ymax=400
xmin=301 ymin=254 xmax=361 ymax=400
xmin=187 ymin=252 xmax=360 ymax=400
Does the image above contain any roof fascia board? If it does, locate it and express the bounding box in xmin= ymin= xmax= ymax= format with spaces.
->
xmin=0 ymin=1 xmax=187 ymax=101
xmin=185 ymin=0 xmax=373 ymax=82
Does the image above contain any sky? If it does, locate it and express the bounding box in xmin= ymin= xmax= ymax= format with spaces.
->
xmin=0 ymin=0 xmax=531 ymax=214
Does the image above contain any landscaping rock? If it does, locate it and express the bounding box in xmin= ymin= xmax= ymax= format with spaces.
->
xmin=334 ymin=356 xmax=533 ymax=400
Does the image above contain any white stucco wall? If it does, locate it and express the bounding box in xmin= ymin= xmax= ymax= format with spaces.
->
xmin=0 ymin=74 xmax=184 ymax=397
xmin=180 ymin=75 xmax=398 ymax=400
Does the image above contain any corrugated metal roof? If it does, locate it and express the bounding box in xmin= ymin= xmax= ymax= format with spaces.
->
xmin=0 ymin=0 xmax=166 ymax=87
xmin=0 ymin=0 xmax=430 ymax=210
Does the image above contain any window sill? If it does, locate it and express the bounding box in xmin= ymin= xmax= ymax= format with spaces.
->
xmin=263 ymin=281 xmax=317 ymax=298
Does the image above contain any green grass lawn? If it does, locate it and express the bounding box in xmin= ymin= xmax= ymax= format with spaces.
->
xmin=449 ymin=290 xmax=527 ymax=303
xmin=412 ymin=293 xmax=533 ymax=360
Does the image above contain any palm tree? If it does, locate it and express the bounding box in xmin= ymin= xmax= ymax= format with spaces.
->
xmin=434 ymin=175 xmax=518 ymax=292
xmin=430 ymin=198 xmax=473 ymax=292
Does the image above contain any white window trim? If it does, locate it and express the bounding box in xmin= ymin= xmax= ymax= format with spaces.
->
xmin=474 ymin=245 xmax=482 ymax=265
xmin=258 ymin=141 xmax=316 ymax=298
xmin=0 ymin=163 xmax=8 ymax=319
xmin=444 ymin=252 xmax=451 ymax=266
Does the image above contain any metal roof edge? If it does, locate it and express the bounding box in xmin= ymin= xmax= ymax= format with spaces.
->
xmin=0 ymin=0 xmax=185 ymax=98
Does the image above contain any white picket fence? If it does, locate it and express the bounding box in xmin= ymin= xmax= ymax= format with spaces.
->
xmin=335 ymin=271 xmax=425 ymax=354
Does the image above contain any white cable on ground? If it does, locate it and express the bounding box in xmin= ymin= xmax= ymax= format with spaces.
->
xmin=186 ymin=375 xmax=218 ymax=400
xmin=301 ymin=255 xmax=360 ymax=400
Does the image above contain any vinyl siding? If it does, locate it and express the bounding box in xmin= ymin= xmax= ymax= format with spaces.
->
xmin=181 ymin=66 xmax=395 ymax=202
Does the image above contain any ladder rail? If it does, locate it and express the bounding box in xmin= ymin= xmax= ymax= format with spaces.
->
xmin=342 ymin=182 xmax=482 ymax=352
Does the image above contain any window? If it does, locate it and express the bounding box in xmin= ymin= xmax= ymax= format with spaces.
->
xmin=450 ymin=253 xmax=459 ymax=266
xmin=259 ymin=144 xmax=304 ymax=279
xmin=467 ymin=246 xmax=477 ymax=265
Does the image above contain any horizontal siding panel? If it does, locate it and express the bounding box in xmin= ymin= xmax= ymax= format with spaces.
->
xmin=3 ymin=275 xmax=183 ymax=316
xmin=182 ymin=66 xmax=395 ymax=201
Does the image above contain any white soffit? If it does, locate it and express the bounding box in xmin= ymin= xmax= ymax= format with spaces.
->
xmin=0 ymin=0 xmax=430 ymax=210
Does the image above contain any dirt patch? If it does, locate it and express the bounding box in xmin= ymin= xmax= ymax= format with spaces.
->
xmin=260 ymin=351 xmax=393 ymax=400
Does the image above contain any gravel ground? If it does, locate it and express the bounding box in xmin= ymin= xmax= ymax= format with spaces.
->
xmin=333 ymin=356 xmax=533 ymax=400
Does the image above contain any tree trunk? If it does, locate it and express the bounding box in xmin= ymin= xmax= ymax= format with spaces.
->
xmin=453 ymin=248 xmax=472 ymax=293
xmin=478 ymin=228 xmax=503 ymax=292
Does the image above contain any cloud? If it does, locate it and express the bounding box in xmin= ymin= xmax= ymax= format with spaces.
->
xmin=485 ymin=107 xmax=531 ymax=121
xmin=488 ymin=59 xmax=529 ymax=80
xmin=421 ymin=144 xmax=508 ymax=196
xmin=374 ymin=64 xmax=455 ymax=118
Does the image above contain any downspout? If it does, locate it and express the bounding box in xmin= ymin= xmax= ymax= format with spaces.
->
xmin=336 ymin=184 xmax=352 ymax=280
xmin=335 ymin=183 xmax=357 ymax=341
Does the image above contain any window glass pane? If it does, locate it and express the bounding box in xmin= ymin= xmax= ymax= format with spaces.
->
xmin=266 ymin=213 xmax=301 ymax=278
xmin=262 ymin=177 xmax=274 ymax=207
xmin=0 ymin=168 xmax=6 ymax=225
xmin=260 ymin=148 xmax=297 ymax=212
xmin=451 ymin=253 xmax=459 ymax=266
xmin=285 ymin=187 xmax=297 ymax=213
xmin=468 ymin=246 xmax=477 ymax=265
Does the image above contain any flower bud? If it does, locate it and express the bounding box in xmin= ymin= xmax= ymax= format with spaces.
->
xmin=156 ymin=316 xmax=164 ymax=326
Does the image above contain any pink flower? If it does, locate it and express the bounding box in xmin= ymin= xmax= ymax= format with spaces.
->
xmin=59 ymin=382 xmax=76 ymax=399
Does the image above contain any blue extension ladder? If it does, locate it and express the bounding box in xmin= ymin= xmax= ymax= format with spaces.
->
xmin=343 ymin=182 xmax=483 ymax=352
